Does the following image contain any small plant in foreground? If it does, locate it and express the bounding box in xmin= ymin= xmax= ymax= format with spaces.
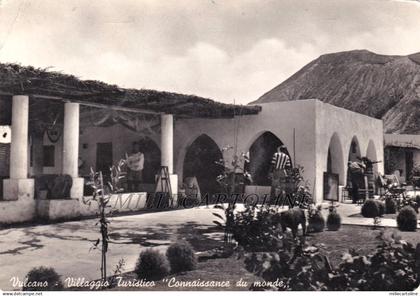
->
xmin=83 ymin=159 xmax=126 ymax=282
xmin=166 ymin=241 xmax=197 ymax=273
xmin=110 ymin=258 xmax=126 ymax=287
xmin=327 ymin=205 xmax=341 ymax=231
xmin=361 ymin=199 xmax=380 ymax=218
xmin=308 ymin=204 xmax=325 ymax=233
xmin=214 ymin=145 xmax=249 ymax=244
xmin=23 ymin=266 xmax=63 ymax=291
xmin=135 ymin=249 xmax=170 ymax=280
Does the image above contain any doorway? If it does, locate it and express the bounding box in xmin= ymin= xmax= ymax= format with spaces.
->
xmin=96 ymin=142 xmax=113 ymax=175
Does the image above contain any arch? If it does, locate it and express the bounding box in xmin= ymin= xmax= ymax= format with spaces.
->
xmin=327 ymin=132 xmax=345 ymax=185
xmin=348 ymin=136 xmax=361 ymax=162
xmin=247 ymin=131 xmax=291 ymax=186
xmin=136 ymin=137 xmax=161 ymax=183
xmin=183 ymin=134 xmax=224 ymax=197
xmin=366 ymin=139 xmax=378 ymax=174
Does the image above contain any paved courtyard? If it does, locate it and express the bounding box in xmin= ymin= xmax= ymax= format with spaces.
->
xmin=0 ymin=203 xmax=412 ymax=290
xmin=0 ymin=206 xmax=225 ymax=290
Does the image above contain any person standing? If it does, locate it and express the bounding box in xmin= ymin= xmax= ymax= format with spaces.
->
xmin=126 ymin=142 xmax=145 ymax=192
xmin=348 ymin=160 xmax=366 ymax=203
xmin=269 ymin=145 xmax=292 ymax=199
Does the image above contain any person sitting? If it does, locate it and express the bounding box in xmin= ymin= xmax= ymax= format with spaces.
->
xmin=183 ymin=177 xmax=201 ymax=204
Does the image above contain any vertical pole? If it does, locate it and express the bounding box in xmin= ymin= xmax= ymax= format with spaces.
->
xmin=293 ymin=128 xmax=296 ymax=167
xmin=161 ymin=114 xmax=173 ymax=174
xmin=62 ymin=102 xmax=80 ymax=177
xmin=10 ymin=95 xmax=29 ymax=179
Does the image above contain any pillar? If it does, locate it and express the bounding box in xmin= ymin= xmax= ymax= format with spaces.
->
xmin=10 ymin=96 xmax=29 ymax=179
xmin=62 ymin=102 xmax=83 ymax=198
xmin=161 ymin=114 xmax=173 ymax=174
xmin=158 ymin=114 xmax=178 ymax=204
xmin=3 ymin=95 xmax=35 ymax=202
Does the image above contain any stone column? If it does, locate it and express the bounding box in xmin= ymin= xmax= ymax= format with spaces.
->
xmin=62 ymin=102 xmax=83 ymax=198
xmin=161 ymin=114 xmax=173 ymax=174
xmin=10 ymin=96 xmax=29 ymax=179
xmin=158 ymin=114 xmax=178 ymax=204
xmin=3 ymin=95 xmax=35 ymax=202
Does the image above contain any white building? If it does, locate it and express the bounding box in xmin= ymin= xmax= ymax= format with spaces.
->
xmin=0 ymin=64 xmax=384 ymax=224
xmin=384 ymin=134 xmax=420 ymax=183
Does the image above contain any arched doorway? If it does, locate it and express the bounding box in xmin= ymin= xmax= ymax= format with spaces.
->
xmin=346 ymin=136 xmax=364 ymax=201
xmin=183 ymin=134 xmax=223 ymax=197
xmin=137 ymin=137 xmax=161 ymax=184
xmin=327 ymin=133 xmax=345 ymax=185
xmin=348 ymin=136 xmax=361 ymax=162
xmin=248 ymin=131 xmax=291 ymax=186
xmin=366 ymin=140 xmax=378 ymax=174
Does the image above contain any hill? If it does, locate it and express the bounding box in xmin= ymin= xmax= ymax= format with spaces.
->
xmin=253 ymin=50 xmax=420 ymax=134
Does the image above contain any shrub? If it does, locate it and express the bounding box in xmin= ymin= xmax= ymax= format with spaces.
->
xmin=385 ymin=198 xmax=397 ymax=214
xmin=166 ymin=241 xmax=197 ymax=273
xmin=327 ymin=211 xmax=341 ymax=231
xmin=361 ymin=199 xmax=380 ymax=218
xmin=244 ymin=231 xmax=420 ymax=291
xmin=334 ymin=232 xmax=420 ymax=291
xmin=397 ymin=206 xmax=418 ymax=231
xmin=232 ymin=204 xmax=284 ymax=252
xmin=23 ymin=266 xmax=63 ymax=291
xmin=135 ymin=249 xmax=170 ymax=280
xmin=308 ymin=205 xmax=325 ymax=233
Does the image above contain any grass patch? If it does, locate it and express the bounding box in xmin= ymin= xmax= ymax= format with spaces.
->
xmin=304 ymin=224 xmax=419 ymax=267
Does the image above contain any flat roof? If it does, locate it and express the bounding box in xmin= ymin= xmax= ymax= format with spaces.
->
xmin=0 ymin=63 xmax=261 ymax=118
xmin=384 ymin=133 xmax=420 ymax=149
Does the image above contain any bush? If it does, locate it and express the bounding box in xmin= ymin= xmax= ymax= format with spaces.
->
xmin=327 ymin=211 xmax=341 ymax=231
xmin=361 ymin=199 xmax=380 ymax=218
xmin=308 ymin=205 xmax=325 ymax=233
xmin=166 ymin=241 xmax=197 ymax=273
xmin=23 ymin=266 xmax=63 ymax=291
xmin=232 ymin=204 xmax=284 ymax=252
xmin=376 ymin=200 xmax=385 ymax=216
xmin=397 ymin=206 xmax=418 ymax=231
xmin=244 ymin=231 xmax=420 ymax=291
xmin=135 ymin=249 xmax=170 ymax=280
xmin=334 ymin=232 xmax=419 ymax=291
xmin=385 ymin=198 xmax=397 ymax=214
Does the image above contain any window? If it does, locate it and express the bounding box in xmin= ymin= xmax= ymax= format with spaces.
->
xmin=43 ymin=145 xmax=55 ymax=167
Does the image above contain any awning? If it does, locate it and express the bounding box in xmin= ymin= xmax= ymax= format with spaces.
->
xmin=0 ymin=63 xmax=261 ymax=118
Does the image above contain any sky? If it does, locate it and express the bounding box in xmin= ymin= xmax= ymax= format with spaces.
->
xmin=0 ymin=0 xmax=419 ymax=104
